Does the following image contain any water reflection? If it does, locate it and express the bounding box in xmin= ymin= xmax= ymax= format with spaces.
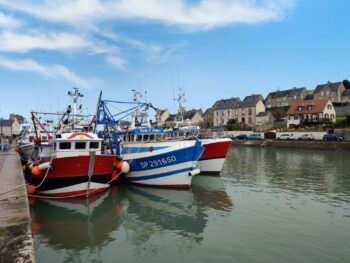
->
xmin=224 ymin=145 xmax=350 ymax=201
xmin=30 ymin=175 xmax=233 ymax=261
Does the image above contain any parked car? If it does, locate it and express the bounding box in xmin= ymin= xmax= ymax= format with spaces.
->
xmin=277 ymin=133 xmax=295 ymax=140
xmin=235 ymin=134 xmax=247 ymax=140
xmin=323 ymin=134 xmax=344 ymax=142
xmin=299 ymin=134 xmax=315 ymax=141
xmin=247 ymin=133 xmax=262 ymax=140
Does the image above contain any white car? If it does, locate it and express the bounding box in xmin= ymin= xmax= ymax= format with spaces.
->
xmin=299 ymin=134 xmax=315 ymax=140
xmin=278 ymin=133 xmax=295 ymax=140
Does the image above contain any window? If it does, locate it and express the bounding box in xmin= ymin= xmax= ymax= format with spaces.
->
xmin=242 ymin=109 xmax=245 ymax=115
xmin=59 ymin=142 xmax=71 ymax=150
xmin=294 ymin=115 xmax=298 ymax=120
xmin=294 ymin=95 xmax=297 ymax=100
xmin=307 ymin=105 xmax=313 ymax=111
xmin=228 ymin=110 xmax=230 ymax=116
xmin=248 ymin=109 xmax=252 ymax=115
xmin=326 ymin=91 xmax=330 ymax=95
xmin=297 ymin=106 xmax=302 ymax=111
xmin=89 ymin=142 xmax=99 ymax=149
xmin=235 ymin=110 xmax=238 ymax=116
xmin=216 ymin=112 xmax=219 ymax=117
xmin=331 ymin=114 xmax=334 ymax=119
xmin=75 ymin=142 xmax=86 ymax=149
xmin=321 ymin=91 xmax=324 ymax=96
xmin=150 ymin=134 xmax=155 ymax=141
xmin=143 ymin=134 xmax=149 ymax=141
xmin=325 ymin=113 xmax=329 ymax=119
xmin=327 ymin=104 xmax=332 ymax=109
xmin=248 ymin=117 xmax=252 ymax=124
xmin=137 ymin=135 xmax=142 ymax=141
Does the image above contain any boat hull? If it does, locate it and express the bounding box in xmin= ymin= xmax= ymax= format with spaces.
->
xmin=198 ymin=138 xmax=232 ymax=173
xmin=30 ymin=155 xmax=117 ymax=197
xmin=122 ymin=140 xmax=204 ymax=187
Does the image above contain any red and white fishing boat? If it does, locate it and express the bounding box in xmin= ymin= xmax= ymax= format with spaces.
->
xmin=197 ymin=138 xmax=232 ymax=173
xmin=27 ymin=131 xmax=125 ymax=197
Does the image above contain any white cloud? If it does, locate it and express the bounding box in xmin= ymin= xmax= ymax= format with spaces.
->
xmin=0 ymin=12 xmax=21 ymax=28
xmin=0 ymin=57 xmax=94 ymax=88
xmin=0 ymin=30 xmax=91 ymax=53
xmin=106 ymin=55 xmax=127 ymax=70
xmin=0 ymin=0 xmax=294 ymax=30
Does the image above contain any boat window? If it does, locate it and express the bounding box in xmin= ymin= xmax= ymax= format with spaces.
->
xmin=150 ymin=134 xmax=155 ymax=141
xmin=75 ymin=142 xmax=86 ymax=149
xmin=54 ymin=143 xmax=57 ymax=151
xmin=59 ymin=142 xmax=71 ymax=150
xmin=89 ymin=142 xmax=99 ymax=149
xmin=42 ymin=136 xmax=47 ymax=141
xmin=128 ymin=135 xmax=133 ymax=142
xmin=137 ymin=135 xmax=142 ymax=142
xmin=123 ymin=135 xmax=126 ymax=142
xmin=143 ymin=134 xmax=149 ymax=141
xmin=29 ymin=136 xmax=34 ymax=142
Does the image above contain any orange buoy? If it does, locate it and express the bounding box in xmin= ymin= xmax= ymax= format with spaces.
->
xmin=26 ymin=184 xmax=36 ymax=195
xmin=31 ymin=166 xmax=42 ymax=177
xmin=22 ymin=165 xmax=27 ymax=172
xmin=116 ymin=161 xmax=123 ymax=170
xmin=31 ymin=223 xmax=41 ymax=235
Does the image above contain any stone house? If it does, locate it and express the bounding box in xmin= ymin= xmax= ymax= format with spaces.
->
xmin=286 ymin=99 xmax=336 ymax=128
xmin=155 ymin=109 xmax=170 ymax=127
xmin=265 ymin=87 xmax=308 ymax=109
xmin=341 ymin=89 xmax=350 ymax=103
xmin=313 ymin=81 xmax=345 ymax=103
xmin=231 ymin=100 xmax=266 ymax=128
xmin=213 ymin=97 xmax=241 ymax=127
xmin=0 ymin=119 xmax=13 ymax=137
xmin=183 ymin=109 xmax=203 ymax=125
xmin=202 ymin=108 xmax=214 ymax=128
xmin=256 ymin=111 xmax=275 ymax=126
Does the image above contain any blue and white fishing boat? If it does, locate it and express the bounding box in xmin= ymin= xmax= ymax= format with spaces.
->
xmin=96 ymin=90 xmax=204 ymax=187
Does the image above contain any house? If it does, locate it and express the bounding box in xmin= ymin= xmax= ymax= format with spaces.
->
xmin=313 ymin=81 xmax=345 ymax=103
xmin=256 ymin=111 xmax=275 ymax=126
xmin=265 ymin=87 xmax=308 ymax=109
xmin=231 ymin=100 xmax=265 ymax=127
xmin=212 ymin=97 xmax=241 ymax=127
xmin=155 ymin=109 xmax=170 ymax=127
xmin=202 ymin=108 xmax=214 ymax=128
xmin=341 ymin=89 xmax=350 ymax=103
xmin=0 ymin=119 xmax=13 ymax=137
xmin=244 ymin=94 xmax=264 ymax=102
xmin=183 ymin=109 xmax=203 ymax=125
xmin=286 ymin=99 xmax=336 ymax=128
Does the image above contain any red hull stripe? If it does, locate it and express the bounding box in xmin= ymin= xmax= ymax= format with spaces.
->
xmin=200 ymin=141 xmax=232 ymax=160
xmin=67 ymin=132 xmax=94 ymax=139
xmin=38 ymin=155 xmax=116 ymax=178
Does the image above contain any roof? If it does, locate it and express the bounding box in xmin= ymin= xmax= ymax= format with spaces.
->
xmin=244 ymin=94 xmax=263 ymax=102
xmin=335 ymin=106 xmax=350 ymax=116
xmin=233 ymin=100 xmax=259 ymax=109
xmin=342 ymin=89 xmax=350 ymax=97
xmin=286 ymin=99 xmax=330 ymax=115
xmin=314 ymin=81 xmax=343 ymax=94
xmin=213 ymin=97 xmax=241 ymax=110
xmin=0 ymin=119 xmax=13 ymax=126
xmin=266 ymin=87 xmax=306 ymax=100
xmin=256 ymin=112 xmax=272 ymax=117
xmin=183 ymin=109 xmax=202 ymax=120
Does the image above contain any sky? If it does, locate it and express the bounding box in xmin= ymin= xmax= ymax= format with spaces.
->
xmin=0 ymin=0 xmax=350 ymax=120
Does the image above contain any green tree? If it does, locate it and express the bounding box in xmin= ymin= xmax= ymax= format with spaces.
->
xmin=226 ymin=119 xmax=236 ymax=131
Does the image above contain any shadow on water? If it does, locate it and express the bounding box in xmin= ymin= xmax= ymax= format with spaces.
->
xmin=30 ymin=175 xmax=234 ymax=262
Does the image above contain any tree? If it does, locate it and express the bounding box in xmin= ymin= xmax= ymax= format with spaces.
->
xmin=343 ymin=79 xmax=350 ymax=89
xmin=226 ymin=119 xmax=236 ymax=131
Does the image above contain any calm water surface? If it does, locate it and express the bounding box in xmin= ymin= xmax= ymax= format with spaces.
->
xmin=31 ymin=146 xmax=350 ymax=263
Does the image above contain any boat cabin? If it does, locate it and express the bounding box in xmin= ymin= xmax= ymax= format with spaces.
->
xmin=53 ymin=132 xmax=102 ymax=157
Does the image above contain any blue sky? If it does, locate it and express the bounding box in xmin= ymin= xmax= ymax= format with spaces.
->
xmin=0 ymin=0 xmax=349 ymax=120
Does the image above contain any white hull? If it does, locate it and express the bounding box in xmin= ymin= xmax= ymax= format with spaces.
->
xmin=197 ymin=158 xmax=226 ymax=173
xmin=37 ymin=182 xmax=110 ymax=197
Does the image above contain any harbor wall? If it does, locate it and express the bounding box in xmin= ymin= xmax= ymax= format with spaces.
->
xmin=232 ymin=140 xmax=350 ymax=151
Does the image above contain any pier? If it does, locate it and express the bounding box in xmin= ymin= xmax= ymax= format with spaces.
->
xmin=0 ymin=148 xmax=35 ymax=263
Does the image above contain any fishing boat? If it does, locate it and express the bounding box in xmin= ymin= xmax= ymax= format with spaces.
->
xmin=96 ymin=90 xmax=204 ymax=188
xmin=24 ymin=88 xmax=127 ymax=197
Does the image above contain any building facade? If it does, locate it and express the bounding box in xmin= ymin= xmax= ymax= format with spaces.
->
xmin=286 ymin=99 xmax=336 ymax=128
xmin=155 ymin=109 xmax=170 ymax=127
xmin=265 ymin=87 xmax=309 ymax=109
xmin=213 ymin=97 xmax=241 ymax=127
xmin=313 ymin=81 xmax=346 ymax=103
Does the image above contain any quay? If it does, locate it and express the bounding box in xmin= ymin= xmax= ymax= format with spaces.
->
xmin=233 ymin=139 xmax=350 ymax=151
xmin=0 ymin=148 xmax=35 ymax=263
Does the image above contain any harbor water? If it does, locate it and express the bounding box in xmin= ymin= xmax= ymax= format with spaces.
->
xmin=30 ymin=145 xmax=350 ymax=263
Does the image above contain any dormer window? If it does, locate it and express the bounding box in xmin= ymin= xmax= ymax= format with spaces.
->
xmin=307 ymin=105 xmax=313 ymax=111
xmin=327 ymin=104 xmax=332 ymax=109
xmin=297 ymin=106 xmax=302 ymax=111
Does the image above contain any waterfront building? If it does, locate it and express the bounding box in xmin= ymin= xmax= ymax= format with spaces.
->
xmin=265 ymin=87 xmax=308 ymax=109
xmin=341 ymin=89 xmax=350 ymax=103
xmin=286 ymin=98 xmax=336 ymax=128
xmin=155 ymin=109 xmax=170 ymax=127
xmin=313 ymin=81 xmax=346 ymax=103
xmin=202 ymin=108 xmax=214 ymax=128
xmin=0 ymin=118 xmax=20 ymax=137
xmin=256 ymin=111 xmax=275 ymax=127
xmin=212 ymin=97 xmax=241 ymax=127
